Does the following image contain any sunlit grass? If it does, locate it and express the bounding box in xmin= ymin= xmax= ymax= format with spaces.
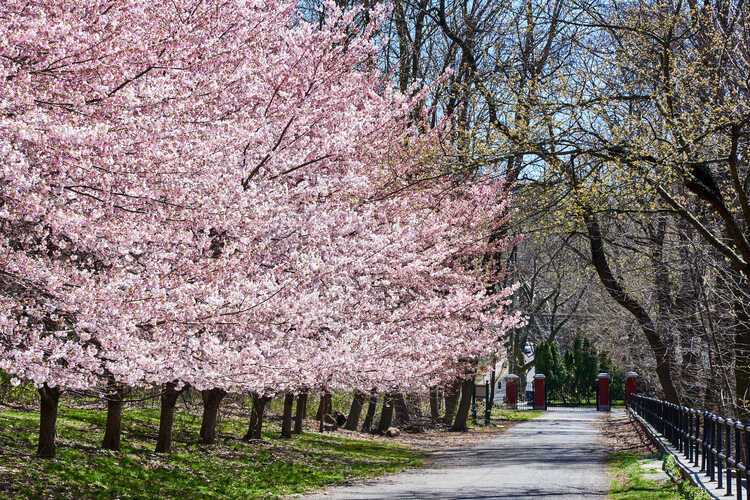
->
xmin=489 ymin=408 xmax=544 ymax=421
xmin=607 ymin=451 xmax=680 ymax=500
xmin=0 ymin=406 xmax=424 ymax=499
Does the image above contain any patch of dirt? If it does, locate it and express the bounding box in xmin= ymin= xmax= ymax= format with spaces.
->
xmin=599 ymin=411 xmax=657 ymax=455
xmin=325 ymin=419 xmax=518 ymax=453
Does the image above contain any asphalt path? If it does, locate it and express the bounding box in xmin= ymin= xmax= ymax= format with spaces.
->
xmin=302 ymin=408 xmax=615 ymax=499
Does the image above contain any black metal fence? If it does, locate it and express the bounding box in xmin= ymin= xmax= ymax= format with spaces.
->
xmin=631 ymin=394 xmax=750 ymax=500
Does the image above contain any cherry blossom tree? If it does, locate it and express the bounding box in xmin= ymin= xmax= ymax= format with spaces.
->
xmin=0 ymin=0 xmax=522 ymax=457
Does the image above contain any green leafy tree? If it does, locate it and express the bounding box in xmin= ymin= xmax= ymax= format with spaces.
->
xmin=580 ymin=338 xmax=599 ymax=403
xmin=562 ymin=349 xmax=576 ymax=403
xmin=535 ymin=341 xmax=567 ymax=402
xmin=572 ymin=336 xmax=585 ymax=402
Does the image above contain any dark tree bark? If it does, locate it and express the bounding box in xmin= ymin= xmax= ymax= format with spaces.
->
xmin=406 ymin=393 xmax=423 ymax=418
xmin=317 ymin=391 xmax=332 ymax=432
xmin=392 ymin=392 xmax=410 ymax=427
xmin=429 ymin=386 xmax=440 ymax=421
xmin=489 ymin=357 xmax=497 ymax=404
xmin=376 ymin=393 xmax=395 ymax=434
xmin=316 ymin=392 xmax=332 ymax=421
xmin=361 ymin=391 xmax=378 ymax=433
xmin=37 ymin=384 xmax=61 ymax=458
xmin=280 ymin=393 xmax=295 ymax=438
xmin=243 ymin=393 xmax=270 ymax=440
xmin=344 ymin=391 xmax=366 ymax=431
xmin=583 ymin=211 xmax=680 ymax=403
xmin=155 ymin=382 xmax=184 ymax=453
xmin=253 ymin=396 xmax=271 ymax=439
xmin=102 ymin=383 xmax=126 ymax=451
xmin=243 ymin=393 xmax=260 ymax=441
xmin=443 ymin=379 xmax=461 ymax=425
xmin=199 ymin=388 xmax=227 ymax=445
xmin=450 ymin=378 xmax=474 ymax=432
xmin=293 ymin=392 xmax=307 ymax=434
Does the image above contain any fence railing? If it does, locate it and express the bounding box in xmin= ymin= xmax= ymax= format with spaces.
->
xmin=631 ymin=394 xmax=750 ymax=500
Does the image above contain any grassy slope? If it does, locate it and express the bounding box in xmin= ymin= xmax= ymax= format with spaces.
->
xmin=607 ymin=452 xmax=679 ymax=500
xmin=0 ymin=406 xmax=423 ymax=499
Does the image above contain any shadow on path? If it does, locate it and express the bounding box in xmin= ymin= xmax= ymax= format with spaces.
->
xmin=300 ymin=408 xmax=616 ymax=500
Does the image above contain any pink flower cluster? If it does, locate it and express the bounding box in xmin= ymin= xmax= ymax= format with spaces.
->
xmin=0 ymin=0 xmax=523 ymax=396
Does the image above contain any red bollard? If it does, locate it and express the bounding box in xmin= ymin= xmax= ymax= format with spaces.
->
xmin=533 ymin=374 xmax=546 ymax=410
xmin=625 ymin=372 xmax=638 ymax=406
xmin=504 ymin=374 xmax=519 ymax=409
xmin=597 ymin=373 xmax=610 ymax=411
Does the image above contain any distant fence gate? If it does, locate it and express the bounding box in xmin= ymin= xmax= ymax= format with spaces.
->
xmin=492 ymin=372 xmax=638 ymax=412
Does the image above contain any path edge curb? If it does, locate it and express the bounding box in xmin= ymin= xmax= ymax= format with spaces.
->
xmin=627 ymin=407 xmax=719 ymax=499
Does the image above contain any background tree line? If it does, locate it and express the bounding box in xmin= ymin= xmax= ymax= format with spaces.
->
xmin=3 ymin=0 xmax=749 ymax=471
xmin=534 ymin=336 xmax=625 ymax=404
xmin=297 ymin=0 xmax=749 ymax=418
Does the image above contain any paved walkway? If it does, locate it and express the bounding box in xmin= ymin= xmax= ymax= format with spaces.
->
xmin=303 ymin=408 xmax=616 ymax=499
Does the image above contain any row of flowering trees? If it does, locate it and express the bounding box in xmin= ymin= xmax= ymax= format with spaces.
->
xmin=0 ymin=0 xmax=523 ymax=457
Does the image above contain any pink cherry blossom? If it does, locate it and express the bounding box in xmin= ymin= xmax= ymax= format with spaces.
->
xmin=0 ymin=0 xmax=524 ymax=396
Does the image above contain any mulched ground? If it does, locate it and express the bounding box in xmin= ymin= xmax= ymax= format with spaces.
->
xmin=333 ymin=419 xmax=517 ymax=453
xmin=599 ymin=410 xmax=657 ymax=455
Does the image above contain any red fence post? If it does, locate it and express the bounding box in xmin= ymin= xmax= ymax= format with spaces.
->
xmin=533 ymin=374 xmax=546 ymax=410
xmin=597 ymin=373 xmax=610 ymax=411
xmin=504 ymin=374 xmax=519 ymax=409
xmin=625 ymin=371 xmax=638 ymax=406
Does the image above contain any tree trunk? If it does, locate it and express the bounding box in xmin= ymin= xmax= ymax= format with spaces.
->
xmin=199 ymin=388 xmax=227 ymax=445
xmin=344 ymin=391 xmax=366 ymax=431
xmin=316 ymin=392 xmax=332 ymax=421
xmin=443 ymin=379 xmax=461 ymax=424
xmin=450 ymin=378 xmax=474 ymax=432
xmin=361 ymin=391 xmax=378 ymax=433
xmin=102 ymin=383 xmax=126 ymax=451
xmin=315 ymin=396 xmax=322 ymax=420
xmin=376 ymin=393 xmax=395 ymax=434
xmin=280 ymin=393 xmax=295 ymax=438
xmin=243 ymin=393 xmax=260 ymax=441
xmin=429 ymin=386 xmax=440 ymax=421
xmin=583 ymin=211 xmax=680 ymax=403
xmin=294 ymin=392 xmax=307 ymax=434
xmin=37 ymin=384 xmax=61 ymax=458
xmin=243 ymin=393 xmax=270 ymax=440
xmin=490 ymin=362 xmax=497 ymax=405
xmin=406 ymin=393 xmax=423 ymax=418
xmin=392 ymin=392 xmax=410 ymax=427
xmin=155 ymin=382 xmax=183 ymax=453
xmin=318 ymin=391 xmax=332 ymax=432
xmin=253 ymin=396 xmax=271 ymax=439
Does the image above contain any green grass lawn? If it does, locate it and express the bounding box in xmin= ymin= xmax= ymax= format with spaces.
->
xmin=489 ymin=408 xmax=544 ymax=421
xmin=607 ymin=451 xmax=711 ymax=500
xmin=607 ymin=452 xmax=679 ymax=500
xmin=0 ymin=405 xmax=424 ymax=499
xmin=605 ymin=451 xmax=714 ymax=500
